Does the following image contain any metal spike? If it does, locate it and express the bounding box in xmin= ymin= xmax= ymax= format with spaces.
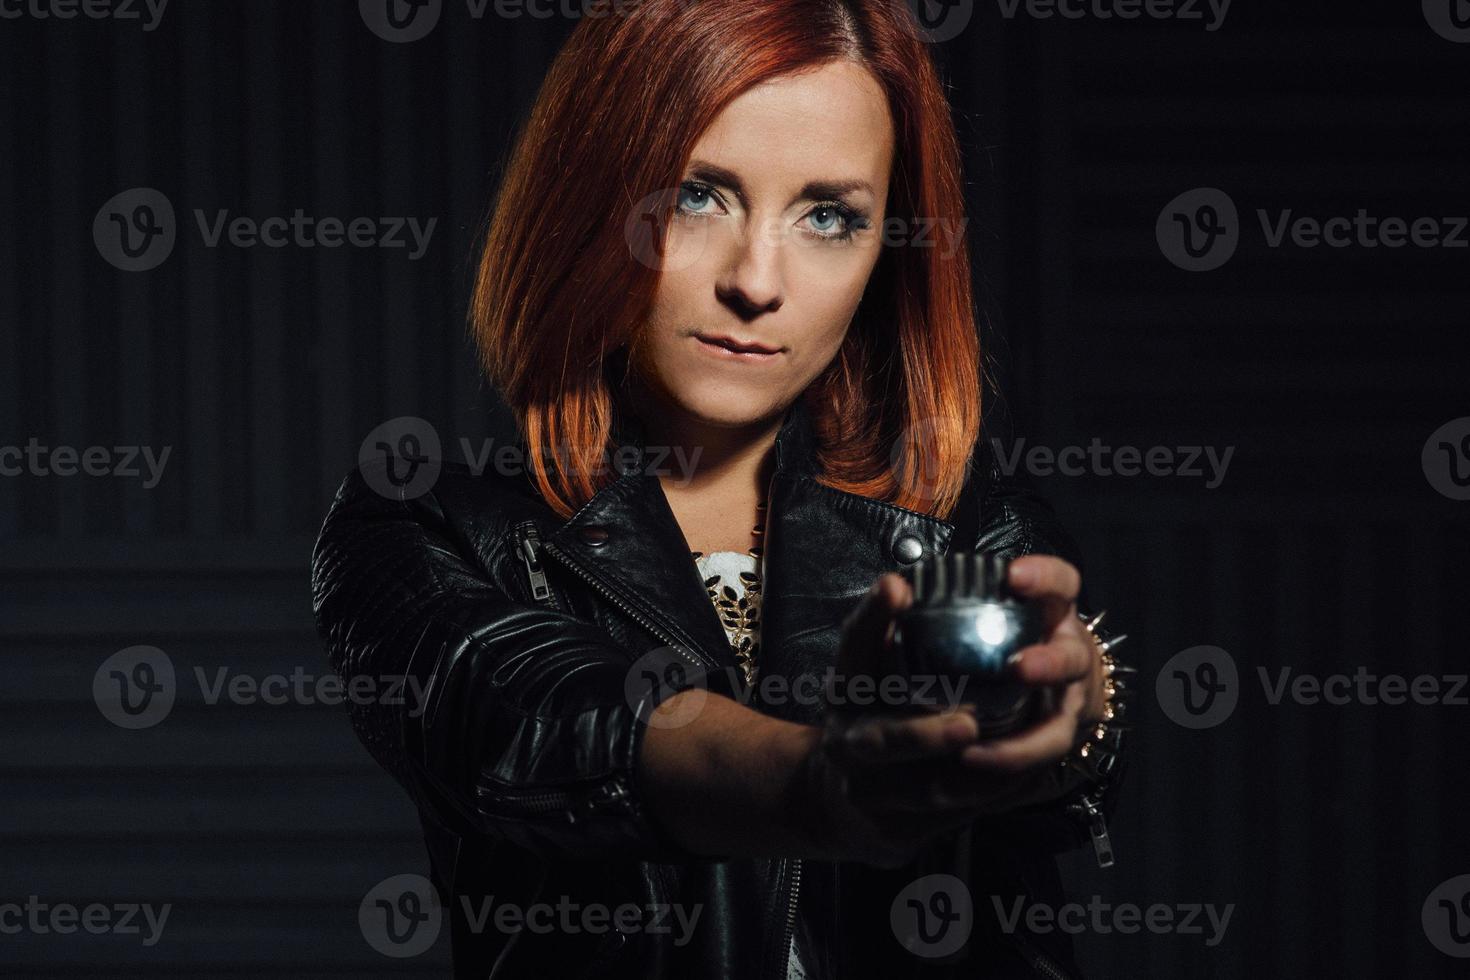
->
xmin=1085 ymin=609 xmax=1109 ymax=632
xmin=1100 ymin=634 xmax=1129 ymax=653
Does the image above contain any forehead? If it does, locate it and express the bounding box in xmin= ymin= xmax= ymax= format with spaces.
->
xmin=689 ymin=60 xmax=894 ymax=194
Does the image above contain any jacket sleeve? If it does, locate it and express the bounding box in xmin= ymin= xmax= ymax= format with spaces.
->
xmin=966 ymin=446 xmax=1132 ymax=861
xmin=309 ymin=461 xmax=716 ymax=864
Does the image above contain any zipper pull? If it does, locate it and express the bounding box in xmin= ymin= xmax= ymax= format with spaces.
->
xmin=1073 ymin=794 xmax=1114 ymax=869
xmin=515 ymin=523 xmax=552 ymax=602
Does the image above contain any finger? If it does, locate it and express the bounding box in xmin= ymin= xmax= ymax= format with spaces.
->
xmin=835 ymin=706 xmax=979 ymax=766
xmin=955 ymin=680 xmax=1086 ymax=773
xmin=1008 ymin=555 xmax=1080 ymax=631
xmin=1011 ymin=624 xmax=1092 ymax=686
xmin=835 ymin=573 xmax=913 ymax=676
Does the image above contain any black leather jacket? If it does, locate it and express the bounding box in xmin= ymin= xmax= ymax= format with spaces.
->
xmin=311 ymin=396 xmax=1127 ymax=979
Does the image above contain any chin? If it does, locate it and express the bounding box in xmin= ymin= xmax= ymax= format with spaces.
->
xmin=667 ymin=387 xmax=783 ymax=431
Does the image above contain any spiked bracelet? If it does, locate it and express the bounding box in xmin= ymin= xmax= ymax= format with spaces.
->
xmin=1059 ymin=610 xmax=1133 ymax=868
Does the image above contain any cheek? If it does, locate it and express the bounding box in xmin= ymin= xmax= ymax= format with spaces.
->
xmin=786 ymin=251 xmax=876 ymax=361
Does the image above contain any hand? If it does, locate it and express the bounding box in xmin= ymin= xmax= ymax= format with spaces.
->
xmin=795 ymin=573 xmax=1052 ymax=868
xmin=948 ymin=554 xmax=1107 ymax=809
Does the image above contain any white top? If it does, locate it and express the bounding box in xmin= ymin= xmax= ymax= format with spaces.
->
xmin=692 ymin=550 xmax=807 ymax=980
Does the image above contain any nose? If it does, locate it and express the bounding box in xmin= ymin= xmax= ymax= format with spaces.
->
xmin=714 ymin=217 xmax=784 ymax=319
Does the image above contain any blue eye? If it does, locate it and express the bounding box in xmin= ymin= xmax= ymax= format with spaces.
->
xmin=677 ymin=183 xmax=718 ymax=215
xmin=810 ymin=206 xmax=841 ymax=233
xmin=804 ymin=202 xmax=866 ymax=242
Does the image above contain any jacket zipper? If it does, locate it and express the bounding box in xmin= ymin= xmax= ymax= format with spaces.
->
xmin=539 ymin=539 xmax=717 ymax=675
xmin=513 ymin=521 xmax=557 ymax=607
xmin=480 ymin=775 xmax=634 ymax=825
xmin=1067 ymin=791 xmax=1114 ymax=868
xmin=767 ymin=857 xmax=802 ymax=979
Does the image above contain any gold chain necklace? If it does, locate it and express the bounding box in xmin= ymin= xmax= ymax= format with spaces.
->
xmin=690 ymin=499 xmax=766 ymax=685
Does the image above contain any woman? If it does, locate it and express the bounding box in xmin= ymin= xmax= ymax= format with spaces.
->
xmin=312 ymin=1 xmax=1129 ymax=977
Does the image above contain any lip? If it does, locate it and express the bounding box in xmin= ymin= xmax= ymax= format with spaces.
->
xmin=692 ymin=332 xmax=785 ymax=359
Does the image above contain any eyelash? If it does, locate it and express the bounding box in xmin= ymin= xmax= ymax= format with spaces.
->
xmin=675 ymin=180 xmax=870 ymax=242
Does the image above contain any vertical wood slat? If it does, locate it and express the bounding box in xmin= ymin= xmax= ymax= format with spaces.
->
xmin=45 ymin=27 xmax=86 ymax=538
xmin=246 ymin=3 xmax=287 ymax=535
xmin=378 ymin=34 xmax=419 ymax=419
xmin=311 ymin=2 xmax=354 ymax=513
xmin=113 ymin=19 xmax=154 ymax=537
xmin=183 ymin=0 xmax=222 ymax=538
xmin=0 ymin=39 xmax=19 ymax=536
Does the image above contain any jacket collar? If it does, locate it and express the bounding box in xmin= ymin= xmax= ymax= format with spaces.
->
xmin=543 ymin=395 xmax=959 ymax=696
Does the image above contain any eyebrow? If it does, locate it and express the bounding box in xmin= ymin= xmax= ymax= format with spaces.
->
xmin=685 ymin=159 xmax=875 ymax=206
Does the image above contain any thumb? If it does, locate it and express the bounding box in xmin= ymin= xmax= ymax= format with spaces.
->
xmin=835 ymin=573 xmax=913 ymax=679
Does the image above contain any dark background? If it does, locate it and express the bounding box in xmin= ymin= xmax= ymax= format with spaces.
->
xmin=4 ymin=0 xmax=1469 ymax=976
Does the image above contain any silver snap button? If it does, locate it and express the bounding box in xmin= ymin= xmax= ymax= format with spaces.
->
xmin=579 ymin=526 xmax=610 ymax=546
xmin=892 ymin=534 xmax=924 ymax=564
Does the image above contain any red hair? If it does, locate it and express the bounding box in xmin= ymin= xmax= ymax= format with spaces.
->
xmin=471 ymin=0 xmax=980 ymax=520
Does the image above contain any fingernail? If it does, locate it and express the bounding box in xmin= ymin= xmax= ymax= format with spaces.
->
xmin=944 ymin=714 xmax=977 ymax=741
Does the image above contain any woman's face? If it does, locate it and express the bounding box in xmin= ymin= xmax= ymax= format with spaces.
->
xmin=629 ymin=59 xmax=894 ymax=432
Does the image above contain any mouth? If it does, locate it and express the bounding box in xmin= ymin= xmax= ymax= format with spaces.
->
xmin=692 ymin=332 xmax=785 ymax=360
